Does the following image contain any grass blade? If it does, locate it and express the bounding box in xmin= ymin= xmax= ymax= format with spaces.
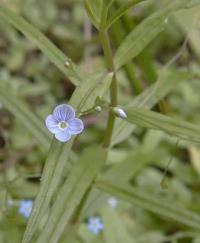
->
xmin=22 ymin=139 xmax=63 ymax=241
xmin=0 ymin=6 xmax=82 ymax=85
xmin=114 ymin=0 xmax=200 ymax=69
xmin=100 ymin=0 xmax=114 ymax=28
xmin=22 ymin=140 xmax=72 ymax=243
xmin=106 ymin=0 xmax=144 ymax=29
xmin=0 ymin=86 xmax=50 ymax=152
xmin=70 ymin=71 xmax=113 ymax=112
xmin=22 ymin=70 xmax=111 ymax=243
xmin=96 ymin=181 xmax=200 ymax=230
xmin=83 ymin=0 xmax=100 ymax=28
xmin=124 ymin=106 xmax=200 ymax=143
xmin=36 ymin=146 xmax=107 ymax=243
xmin=111 ymin=70 xmax=193 ymax=146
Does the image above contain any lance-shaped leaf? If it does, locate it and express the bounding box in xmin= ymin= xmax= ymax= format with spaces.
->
xmin=22 ymin=70 xmax=111 ymax=243
xmin=114 ymin=0 xmax=200 ymax=69
xmin=101 ymin=148 xmax=164 ymax=184
xmin=36 ymin=146 xmax=107 ymax=243
xmin=106 ymin=0 xmax=145 ymax=29
xmin=0 ymin=6 xmax=82 ymax=85
xmin=100 ymin=0 xmax=114 ymax=28
xmin=0 ymin=85 xmax=50 ymax=152
xmin=123 ymin=106 xmax=200 ymax=143
xmin=96 ymin=181 xmax=200 ymax=230
xmin=70 ymin=71 xmax=113 ymax=112
xmin=111 ymin=69 xmax=192 ymax=146
xmin=83 ymin=0 xmax=102 ymax=29
xmin=22 ymin=140 xmax=73 ymax=243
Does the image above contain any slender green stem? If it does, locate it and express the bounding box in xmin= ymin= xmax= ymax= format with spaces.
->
xmin=70 ymin=185 xmax=92 ymax=224
xmin=99 ymin=30 xmax=114 ymax=71
xmin=99 ymin=29 xmax=117 ymax=147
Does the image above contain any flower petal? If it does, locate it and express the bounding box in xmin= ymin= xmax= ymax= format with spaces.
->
xmin=55 ymin=130 xmax=71 ymax=142
xmin=68 ymin=118 xmax=84 ymax=135
xmin=98 ymin=222 xmax=104 ymax=230
xmin=53 ymin=104 xmax=75 ymax=122
xmin=45 ymin=115 xmax=59 ymax=134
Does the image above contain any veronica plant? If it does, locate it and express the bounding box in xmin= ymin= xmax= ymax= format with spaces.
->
xmin=19 ymin=200 xmax=33 ymax=219
xmin=0 ymin=1 xmax=200 ymax=243
xmin=87 ymin=217 xmax=104 ymax=235
xmin=45 ymin=104 xmax=84 ymax=142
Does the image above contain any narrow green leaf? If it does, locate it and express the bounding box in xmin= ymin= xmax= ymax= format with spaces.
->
xmin=0 ymin=6 xmax=82 ymax=85
xmin=102 ymin=207 xmax=135 ymax=243
xmin=23 ymin=70 xmax=111 ymax=243
xmin=83 ymin=0 xmax=100 ymax=28
xmin=114 ymin=0 xmax=200 ymax=69
xmin=114 ymin=10 xmax=166 ymax=69
xmin=111 ymin=70 xmax=193 ymax=146
xmin=22 ymin=139 xmax=63 ymax=242
xmin=124 ymin=106 xmax=200 ymax=143
xmin=70 ymin=71 xmax=113 ymax=112
xmin=83 ymin=0 xmax=102 ymax=29
xmin=96 ymin=181 xmax=200 ymax=230
xmin=106 ymin=0 xmax=144 ymax=29
xmin=36 ymin=146 xmax=107 ymax=243
xmin=100 ymin=0 xmax=114 ymax=28
xmin=102 ymin=148 xmax=163 ymax=184
xmin=22 ymin=140 xmax=73 ymax=243
xmin=0 ymin=85 xmax=50 ymax=152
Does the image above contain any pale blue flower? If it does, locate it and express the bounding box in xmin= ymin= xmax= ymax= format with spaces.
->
xmin=87 ymin=217 xmax=104 ymax=235
xmin=108 ymin=197 xmax=118 ymax=208
xmin=45 ymin=104 xmax=84 ymax=142
xmin=19 ymin=199 xmax=33 ymax=218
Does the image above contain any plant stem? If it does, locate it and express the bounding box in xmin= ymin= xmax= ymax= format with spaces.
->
xmin=99 ymin=29 xmax=117 ymax=147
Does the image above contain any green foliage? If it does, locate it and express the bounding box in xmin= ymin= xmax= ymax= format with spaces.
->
xmin=0 ymin=5 xmax=82 ymax=85
xmin=0 ymin=84 xmax=51 ymax=152
xmin=114 ymin=0 xmax=200 ymax=69
xmin=36 ymin=146 xmax=107 ymax=243
xmin=106 ymin=0 xmax=143 ymax=29
xmin=70 ymin=71 xmax=113 ymax=112
xmin=96 ymin=180 xmax=200 ymax=230
xmin=124 ymin=106 xmax=200 ymax=143
xmin=0 ymin=1 xmax=200 ymax=243
xmin=102 ymin=207 xmax=134 ymax=243
xmin=112 ymin=69 xmax=192 ymax=145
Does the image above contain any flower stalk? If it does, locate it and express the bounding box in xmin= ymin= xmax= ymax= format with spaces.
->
xmin=99 ymin=29 xmax=118 ymax=148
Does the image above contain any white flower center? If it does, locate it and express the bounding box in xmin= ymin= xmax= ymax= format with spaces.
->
xmin=92 ymin=222 xmax=99 ymax=228
xmin=25 ymin=206 xmax=31 ymax=213
xmin=58 ymin=121 xmax=68 ymax=129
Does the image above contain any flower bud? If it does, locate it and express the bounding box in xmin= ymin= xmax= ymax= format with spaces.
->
xmin=64 ymin=61 xmax=70 ymax=67
xmin=113 ymin=107 xmax=127 ymax=119
xmin=95 ymin=106 xmax=102 ymax=112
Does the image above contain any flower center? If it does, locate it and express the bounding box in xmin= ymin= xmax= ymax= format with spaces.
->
xmin=59 ymin=121 xmax=68 ymax=129
xmin=25 ymin=207 xmax=31 ymax=213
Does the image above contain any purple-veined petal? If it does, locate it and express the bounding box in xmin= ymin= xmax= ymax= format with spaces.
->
xmin=45 ymin=115 xmax=59 ymax=134
xmin=53 ymin=104 xmax=75 ymax=122
xmin=55 ymin=130 xmax=71 ymax=142
xmin=68 ymin=118 xmax=84 ymax=135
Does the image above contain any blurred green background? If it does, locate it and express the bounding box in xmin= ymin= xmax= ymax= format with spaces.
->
xmin=0 ymin=0 xmax=200 ymax=242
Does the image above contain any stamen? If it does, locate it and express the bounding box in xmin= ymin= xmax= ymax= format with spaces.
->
xmin=59 ymin=121 xmax=67 ymax=129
